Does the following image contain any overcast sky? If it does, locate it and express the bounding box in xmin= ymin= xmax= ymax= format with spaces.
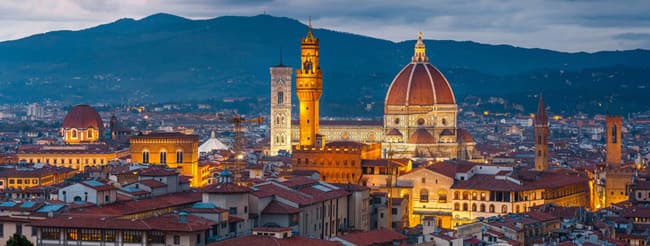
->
xmin=1 ymin=0 xmax=649 ymax=52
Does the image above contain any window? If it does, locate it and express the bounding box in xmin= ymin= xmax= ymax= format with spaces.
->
xmin=229 ymin=207 xmax=237 ymax=215
xmin=142 ymin=151 xmax=150 ymax=163
xmin=463 ymin=203 xmax=468 ymax=211
xmin=438 ymin=190 xmax=447 ymax=203
xmin=472 ymin=204 xmax=477 ymax=212
xmin=392 ymin=208 xmax=398 ymax=215
xmin=104 ymin=230 xmax=116 ymax=242
xmin=105 ymin=195 xmax=110 ymax=202
xmin=462 ymin=192 xmax=469 ymax=200
xmin=421 ymin=177 xmax=426 ymax=184
xmin=174 ymin=235 xmax=180 ymax=244
xmin=537 ymin=135 xmax=542 ymax=145
xmin=481 ymin=192 xmax=486 ymax=201
xmin=502 ymin=205 xmax=508 ymax=213
xmin=278 ymin=91 xmax=284 ymax=105
xmin=489 ymin=205 xmax=495 ymax=213
xmin=41 ymin=228 xmax=60 ymax=240
xmin=454 ymin=203 xmax=460 ymax=211
xmin=419 ymin=189 xmax=429 ymax=202
xmin=123 ymin=231 xmax=142 ymax=243
xmin=80 ymin=228 xmax=102 ymax=241
xmin=612 ymin=125 xmax=617 ymax=143
xmin=472 ymin=192 xmax=477 ymax=200
xmin=88 ymin=130 xmax=93 ymax=139
xmin=480 ymin=204 xmax=486 ymax=212
xmin=454 ymin=191 xmax=460 ymax=199
xmin=176 ymin=151 xmax=183 ymax=163
xmin=72 ymin=129 xmax=77 ymax=138
xmin=160 ymin=151 xmax=167 ymax=164
xmin=0 ymin=223 xmax=3 ymax=237
xmin=148 ymin=231 xmax=165 ymax=244
xmin=15 ymin=224 xmax=22 ymax=235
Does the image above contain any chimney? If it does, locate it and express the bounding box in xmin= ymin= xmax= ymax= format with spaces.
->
xmin=179 ymin=211 xmax=188 ymax=223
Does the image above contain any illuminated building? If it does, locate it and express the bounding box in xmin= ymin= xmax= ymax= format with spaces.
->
xmin=287 ymin=33 xmax=474 ymax=161
xmin=61 ymin=105 xmax=104 ymax=144
xmin=17 ymin=104 xmax=127 ymax=172
xmin=290 ymin=22 xmax=381 ymax=183
xmin=398 ymin=161 xmax=588 ymax=229
xmin=593 ymin=115 xmax=635 ymax=208
xmin=534 ymin=95 xmax=549 ymax=171
xmin=270 ymin=60 xmax=293 ymax=155
xmin=0 ymin=165 xmax=75 ymax=190
xmin=130 ymin=132 xmax=209 ymax=187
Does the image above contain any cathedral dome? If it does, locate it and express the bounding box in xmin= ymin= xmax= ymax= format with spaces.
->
xmin=62 ymin=105 xmax=103 ymax=130
xmin=408 ymin=128 xmax=436 ymax=144
xmin=385 ymin=33 xmax=455 ymax=107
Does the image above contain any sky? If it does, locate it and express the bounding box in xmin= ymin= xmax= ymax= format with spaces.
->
xmin=0 ymin=0 xmax=649 ymax=52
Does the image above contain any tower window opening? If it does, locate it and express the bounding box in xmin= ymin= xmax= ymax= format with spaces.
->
xmin=278 ymin=92 xmax=284 ymax=105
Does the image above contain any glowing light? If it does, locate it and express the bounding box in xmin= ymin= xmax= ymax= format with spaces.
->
xmin=553 ymin=115 xmax=562 ymax=121
xmin=483 ymin=111 xmax=489 ymax=116
xmin=530 ymin=113 xmax=535 ymax=118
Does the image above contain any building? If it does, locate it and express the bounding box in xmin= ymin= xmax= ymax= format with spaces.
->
xmin=58 ymin=180 xmax=118 ymax=205
xmin=17 ymin=104 xmax=127 ymax=172
xmin=0 ymin=164 xmax=75 ymax=190
xmin=130 ymin=132 xmax=209 ymax=187
xmin=535 ymin=95 xmax=549 ymax=171
xmin=593 ymin=115 xmax=635 ymax=208
xmin=292 ymin=141 xmax=382 ymax=183
xmin=284 ymin=33 xmax=474 ymax=161
xmin=270 ymin=61 xmax=293 ymax=155
xmin=61 ymin=105 xmax=104 ymax=144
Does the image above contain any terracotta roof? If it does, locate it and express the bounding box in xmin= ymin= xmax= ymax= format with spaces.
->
xmin=17 ymin=144 xmax=115 ymax=154
xmin=137 ymin=179 xmax=167 ymax=188
xmin=281 ymin=176 xmax=319 ymax=188
xmin=65 ymin=191 xmax=201 ymax=217
xmin=337 ymin=229 xmax=407 ymax=246
xmin=202 ymin=183 xmax=251 ymax=194
xmin=131 ymin=132 xmax=199 ymax=141
xmin=262 ymin=201 xmax=300 ymax=215
xmin=210 ymin=235 xmax=342 ymax=246
xmin=137 ymin=167 xmax=178 ymax=177
xmin=0 ymin=166 xmax=75 ymax=178
xmin=408 ymin=128 xmax=436 ymax=144
xmin=80 ymin=180 xmax=116 ymax=191
xmin=458 ymin=128 xmax=474 ymax=143
xmin=440 ymin=129 xmax=454 ymax=136
xmin=31 ymin=213 xmax=215 ymax=232
xmin=385 ymin=62 xmax=455 ymax=106
xmin=62 ymin=105 xmax=103 ymax=129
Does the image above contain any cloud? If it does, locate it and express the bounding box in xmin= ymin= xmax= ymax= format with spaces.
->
xmin=0 ymin=0 xmax=649 ymax=51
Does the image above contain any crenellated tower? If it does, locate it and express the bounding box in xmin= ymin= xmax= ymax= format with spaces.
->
xmin=606 ymin=115 xmax=623 ymax=168
xmin=534 ymin=94 xmax=549 ymax=171
xmin=296 ymin=20 xmax=322 ymax=147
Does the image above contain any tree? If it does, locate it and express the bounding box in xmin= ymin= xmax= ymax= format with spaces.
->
xmin=6 ymin=233 xmax=33 ymax=246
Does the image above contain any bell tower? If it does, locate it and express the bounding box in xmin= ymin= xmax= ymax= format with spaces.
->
xmin=534 ymin=95 xmax=549 ymax=171
xmin=296 ymin=20 xmax=322 ymax=147
xmin=606 ymin=115 xmax=623 ymax=168
xmin=270 ymin=56 xmax=293 ymax=155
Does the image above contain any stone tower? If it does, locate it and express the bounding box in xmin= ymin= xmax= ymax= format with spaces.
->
xmin=534 ymin=95 xmax=549 ymax=171
xmin=296 ymin=20 xmax=322 ymax=147
xmin=270 ymin=60 xmax=293 ymax=155
xmin=606 ymin=115 xmax=623 ymax=167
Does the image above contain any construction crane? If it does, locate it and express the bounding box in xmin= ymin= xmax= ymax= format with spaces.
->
xmin=385 ymin=148 xmax=398 ymax=230
xmin=230 ymin=114 xmax=264 ymax=184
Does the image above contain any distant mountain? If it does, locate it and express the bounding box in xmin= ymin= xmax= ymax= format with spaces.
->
xmin=0 ymin=13 xmax=648 ymax=116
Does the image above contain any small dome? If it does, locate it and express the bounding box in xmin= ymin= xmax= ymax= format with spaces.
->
xmin=220 ymin=169 xmax=233 ymax=177
xmin=440 ymin=129 xmax=455 ymax=136
xmin=408 ymin=128 xmax=435 ymax=144
xmin=62 ymin=105 xmax=103 ymax=130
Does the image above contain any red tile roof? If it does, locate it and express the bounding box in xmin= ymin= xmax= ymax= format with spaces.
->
xmin=262 ymin=201 xmax=300 ymax=215
xmin=62 ymin=105 xmax=103 ymax=129
xmin=281 ymin=176 xmax=319 ymax=188
xmin=337 ymin=229 xmax=407 ymax=246
xmin=137 ymin=179 xmax=167 ymax=188
xmin=137 ymin=167 xmax=178 ymax=177
xmin=66 ymin=191 xmax=201 ymax=217
xmin=209 ymin=235 xmax=342 ymax=246
xmin=31 ymin=213 xmax=215 ymax=232
xmin=202 ymin=183 xmax=251 ymax=194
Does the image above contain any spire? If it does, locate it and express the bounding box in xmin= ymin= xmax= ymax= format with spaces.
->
xmin=210 ymin=130 xmax=216 ymax=139
xmin=305 ymin=17 xmax=315 ymax=41
xmin=535 ymin=94 xmax=548 ymax=125
xmin=279 ymin=47 xmax=283 ymax=66
xmin=412 ymin=32 xmax=428 ymax=62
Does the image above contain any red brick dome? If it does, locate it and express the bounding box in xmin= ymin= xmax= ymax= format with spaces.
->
xmin=62 ymin=105 xmax=103 ymax=130
xmin=385 ymin=33 xmax=456 ymax=107
xmin=408 ymin=128 xmax=436 ymax=144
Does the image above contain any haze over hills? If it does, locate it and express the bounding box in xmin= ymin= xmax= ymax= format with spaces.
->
xmin=0 ymin=13 xmax=648 ymax=116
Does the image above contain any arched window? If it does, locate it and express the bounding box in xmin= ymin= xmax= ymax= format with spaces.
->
xmin=71 ymin=129 xmax=77 ymax=138
xmin=462 ymin=192 xmax=469 ymax=200
xmin=160 ymin=151 xmax=167 ymax=164
xmin=481 ymin=192 xmax=486 ymax=201
xmin=612 ymin=125 xmax=617 ymax=143
xmin=463 ymin=203 xmax=468 ymax=211
xmin=278 ymin=91 xmax=284 ymax=105
xmin=142 ymin=151 xmax=150 ymax=163
xmin=176 ymin=150 xmax=183 ymax=163
xmin=472 ymin=192 xmax=477 ymax=200
xmin=88 ymin=130 xmax=93 ymax=139
xmin=420 ymin=189 xmax=429 ymax=202
xmin=454 ymin=191 xmax=460 ymax=199
xmin=502 ymin=205 xmax=508 ymax=213
xmin=480 ymin=204 xmax=486 ymax=212
xmin=489 ymin=205 xmax=495 ymax=213
xmin=454 ymin=203 xmax=460 ymax=211
xmin=438 ymin=190 xmax=448 ymax=203
xmin=537 ymin=135 xmax=542 ymax=145
xmin=472 ymin=203 xmax=477 ymax=212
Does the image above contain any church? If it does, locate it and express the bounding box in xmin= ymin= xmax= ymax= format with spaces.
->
xmin=270 ymin=26 xmax=474 ymax=161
